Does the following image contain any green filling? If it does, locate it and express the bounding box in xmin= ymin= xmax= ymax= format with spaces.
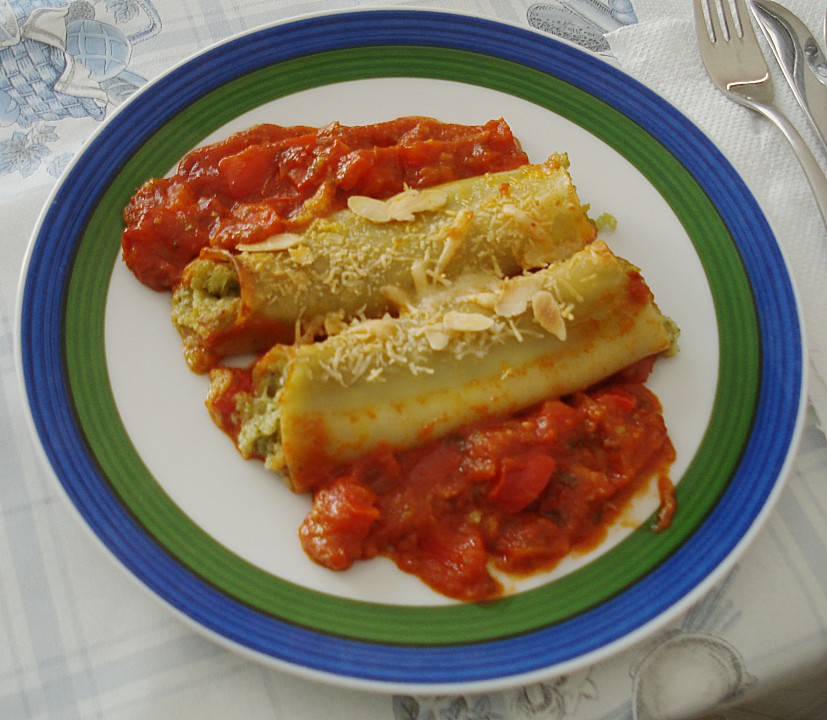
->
xmin=171 ymin=260 xmax=241 ymax=334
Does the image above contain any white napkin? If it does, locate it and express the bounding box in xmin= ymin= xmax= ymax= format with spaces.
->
xmin=607 ymin=0 xmax=827 ymax=433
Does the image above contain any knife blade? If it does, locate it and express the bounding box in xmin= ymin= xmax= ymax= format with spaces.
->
xmin=749 ymin=0 xmax=827 ymax=153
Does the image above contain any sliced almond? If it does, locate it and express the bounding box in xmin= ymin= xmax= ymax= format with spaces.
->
xmin=424 ymin=326 xmax=450 ymax=351
xmin=380 ymin=285 xmax=413 ymax=309
xmin=494 ymin=275 xmax=543 ymax=317
xmin=348 ymin=187 xmax=448 ymax=224
xmin=387 ymin=187 xmax=448 ymax=221
xmin=411 ymin=258 xmax=429 ymax=295
xmin=501 ymin=203 xmax=558 ymax=269
xmin=467 ymin=291 xmax=498 ymax=310
xmin=237 ymin=233 xmax=304 ymax=252
xmin=443 ymin=311 xmax=495 ymax=332
xmin=347 ymin=195 xmax=391 ymax=223
xmin=532 ymin=290 xmax=567 ymax=341
xmin=435 ymin=209 xmax=473 ymax=275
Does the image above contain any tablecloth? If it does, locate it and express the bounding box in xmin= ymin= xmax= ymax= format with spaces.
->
xmin=1 ymin=1 xmax=826 ymax=718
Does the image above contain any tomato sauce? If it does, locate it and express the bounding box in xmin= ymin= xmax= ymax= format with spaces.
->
xmin=208 ymin=357 xmax=676 ymax=602
xmin=136 ymin=117 xmax=677 ymax=601
xmin=297 ymin=357 xmax=675 ymax=601
xmin=121 ymin=117 xmax=529 ymax=290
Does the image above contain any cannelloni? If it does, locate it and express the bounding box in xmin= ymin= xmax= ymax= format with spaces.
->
xmin=121 ymin=115 xmax=681 ymax=600
xmin=172 ymin=154 xmax=597 ymax=372
xmin=207 ymin=241 xmax=678 ymax=493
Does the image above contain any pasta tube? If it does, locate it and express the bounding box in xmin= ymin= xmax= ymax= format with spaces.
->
xmin=173 ymin=154 xmax=597 ymax=372
xmin=207 ymin=241 xmax=678 ymax=493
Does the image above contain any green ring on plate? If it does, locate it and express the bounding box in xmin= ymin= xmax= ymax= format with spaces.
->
xmin=64 ymin=46 xmax=757 ymax=644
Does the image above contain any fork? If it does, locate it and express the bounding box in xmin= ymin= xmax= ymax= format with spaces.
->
xmin=693 ymin=0 xmax=827 ymax=227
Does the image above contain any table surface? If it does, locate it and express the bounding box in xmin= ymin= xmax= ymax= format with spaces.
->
xmin=1 ymin=1 xmax=826 ymax=719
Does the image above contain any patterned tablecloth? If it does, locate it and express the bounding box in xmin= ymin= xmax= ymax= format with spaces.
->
xmin=1 ymin=1 xmax=826 ymax=718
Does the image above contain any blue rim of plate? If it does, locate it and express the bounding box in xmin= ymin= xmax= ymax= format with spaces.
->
xmin=17 ymin=10 xmax=803 ymax=690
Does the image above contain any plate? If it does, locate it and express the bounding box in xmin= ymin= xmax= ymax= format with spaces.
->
xmin=16 ymin=10 xmax=805 ymax=692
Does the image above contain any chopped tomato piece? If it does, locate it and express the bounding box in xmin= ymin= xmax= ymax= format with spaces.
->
xmin=299 ymin=475 xmax=379 ymax=571
xmin=487 ymin=452 xmax=557 ymax=514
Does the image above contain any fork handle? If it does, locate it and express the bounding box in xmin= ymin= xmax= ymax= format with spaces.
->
xmin=753 ymin=101 xmax=827 ymax=229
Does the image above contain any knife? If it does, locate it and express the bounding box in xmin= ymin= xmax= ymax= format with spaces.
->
xmin=749 ymin=0 xmax=827 ymax=153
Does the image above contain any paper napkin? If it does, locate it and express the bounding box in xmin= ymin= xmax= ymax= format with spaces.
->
xmin=607 ymin=0 xmax=827 ymax=433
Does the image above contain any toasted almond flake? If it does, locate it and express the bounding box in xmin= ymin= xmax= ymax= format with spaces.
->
xmin=443 ymin=311 xmax=495 ymax=332
xmin=348 ymin=195 xmax=391 ymax=222
xmin=348 ymin=187 xmax=448 ymax=224
xmin=435 ymin=209 xmax=473 ymax=274
xmin=411 ymin=258 xmax=429 ymax=295
xmin=494 ymin=275 xmax=543 ymax=317
xmin=501 ymin=203 xmax=557 ymax=269
xmin=379 ymin=285 xmax=413 ymax=309
xmin=467 ymin=291 xmax=498 ymax=310
xmin=532 ymin=290 xmax=567 ymax=341
xmin=237 ymin=233 xmax=304 ymax=252
xmin=387 ymin=187 xmax=448 ymax=221
xmin=424 ymin=327 xmax=451 ymax=350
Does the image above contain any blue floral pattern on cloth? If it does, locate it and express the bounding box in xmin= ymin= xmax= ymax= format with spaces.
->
xmin=528 ymin=0 xmax=637 ymax=54
xmin=391 ymin=569 xmax=755 ymax=720
xmin=392 ymin=673 xmax=599 ymax=719
xmin=0 ymin=0 xmax=160 ymax=176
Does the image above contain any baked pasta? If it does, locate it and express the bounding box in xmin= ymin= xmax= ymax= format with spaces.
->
xmin=171 ymin=154 xmax=597 ymax=372
xmin=121 ymin=117 xmax=680 ymax=601
xmin=207 ymin=241 xmax=677 ymax=493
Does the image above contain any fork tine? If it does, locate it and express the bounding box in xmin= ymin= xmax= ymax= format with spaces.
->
xmin=696 ymin=0 xmax=759 ymax=45
xmin=694 ymin=0 xmax=712 ymax=46
xmin=718 ymin=0 xmax=738 ymax=39
xmin=704 ymin=0 xmax=723 ymax=43
xmin=733 ymin=0 xmax=757 ymax=40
